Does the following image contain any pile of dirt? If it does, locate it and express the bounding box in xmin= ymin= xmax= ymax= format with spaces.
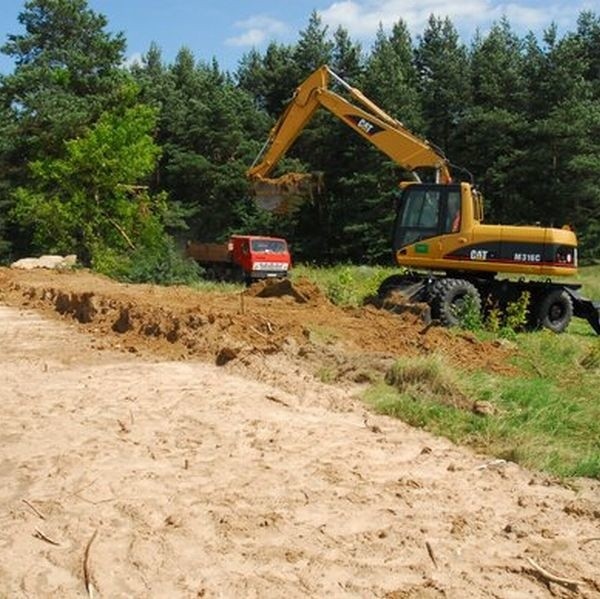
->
xmin=0 ymin=268 xmax=516 ymax=388
xmin=245 ymin=276 xmax=326 ymax=304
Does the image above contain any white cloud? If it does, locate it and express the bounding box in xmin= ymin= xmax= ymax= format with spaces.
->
xmin=318 ymin=0 xmax=585 ymax=40
xmin=122 ymin=52 xmax=143 ymax=69
xmin=226 ymin=15 xmax=289 ymax=47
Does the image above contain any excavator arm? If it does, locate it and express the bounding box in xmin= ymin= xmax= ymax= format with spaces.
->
xmin=248 ymin=65 xmax=452 ymax=212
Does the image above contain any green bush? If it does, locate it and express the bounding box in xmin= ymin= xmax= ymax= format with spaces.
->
xmin=93 ymin=236 xmax=201 ymax=285
xmin=454 ymin=293 xmax=484 ymax=331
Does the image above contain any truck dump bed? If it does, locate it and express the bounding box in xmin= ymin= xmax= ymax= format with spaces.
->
xmin=185 ymin=242 xmax=231 ymax=264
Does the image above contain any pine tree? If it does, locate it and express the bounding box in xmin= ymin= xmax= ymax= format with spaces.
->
xmin=0 ymin=0 xmax=128 ymax=162
xmin=332 ymin=26 xmax=362 ymax=79
xmin=576 ymin=11 xmax=600 ymax=94
xmin=294 ymin=11 xmax=334 ymax=77
xmin=132 ymin=48 xmax=272 ymax=243
xmin=470 ymin=17 xmax=526 ymax=112
xmin=415 ymin=16 xmax=470 ymax=155
xmin=458 ymin=19 xmax=530 ymax=223
xmin=364 ymin=22 xmax=422 ymax=130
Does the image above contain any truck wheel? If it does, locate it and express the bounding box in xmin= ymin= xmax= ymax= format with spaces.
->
xmin=430 ymin=278 xmax=481 ymax=328
xmin=536 ymin=289 xmax=573 ymax=333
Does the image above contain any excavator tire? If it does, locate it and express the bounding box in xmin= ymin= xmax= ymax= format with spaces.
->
xmin=535 ymin=288 xmax=573 ymax=333
xmin=429 ymin=278 xmax=482 ymax=328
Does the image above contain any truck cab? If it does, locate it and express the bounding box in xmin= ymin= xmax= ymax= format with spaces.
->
xmin=230 ymin=235 xmax=291 ymax=281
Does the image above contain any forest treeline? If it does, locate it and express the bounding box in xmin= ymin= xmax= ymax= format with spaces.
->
xmin=0 ymin=0 xmax=599 ymax=283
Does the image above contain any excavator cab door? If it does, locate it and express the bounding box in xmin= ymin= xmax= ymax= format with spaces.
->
xmin=393 ymin=184 xmax=463 ymax=252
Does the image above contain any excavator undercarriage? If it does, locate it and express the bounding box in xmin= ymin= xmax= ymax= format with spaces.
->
xmin=377 ymin=272 xmax=600 ymax=334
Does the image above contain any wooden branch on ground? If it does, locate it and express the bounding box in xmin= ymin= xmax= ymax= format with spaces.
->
xmin=265 ymin=394 xmax=291 ymax=408
xmin=425 ymin=541 xmax=438 ymax=568
xmin=83 ymin=529 xmax=98 ymax=599
xmin=33 ymin=528 xmax=60 ymax=546
xmin=22 ymin=499 xmax=45 ymax=520
xmin=526 ymin=557 xmax=584 ymax=590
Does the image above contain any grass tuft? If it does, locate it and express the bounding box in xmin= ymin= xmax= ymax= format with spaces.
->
xmin=385 ymin=354 xmax=471 ymax=410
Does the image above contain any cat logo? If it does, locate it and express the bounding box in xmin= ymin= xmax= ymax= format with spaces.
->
xmin=357 ymin=118 xmax=375 ymax=134
xmin=470 ymin=249 xmax=489 ymax=260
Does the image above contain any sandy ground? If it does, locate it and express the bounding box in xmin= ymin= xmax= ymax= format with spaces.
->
xmin=0 ymin=270 xmax=599 ymax=597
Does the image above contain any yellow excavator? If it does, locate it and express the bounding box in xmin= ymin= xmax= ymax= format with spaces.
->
xmin=248 ymin=65 xmax=600 ymax=334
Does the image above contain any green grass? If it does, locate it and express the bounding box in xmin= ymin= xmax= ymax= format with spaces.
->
xmin=291 ymin=263 xmax=600 ymax=318
xmin=366 ymin=330 xmax=600 ymax=479
xmin=576 ymin=264 xmax=600 ymax=299
xmin=189 ymin=279 xmax=245 ymax=293
xmin=291 ymin=263 xmax=399 ymax=306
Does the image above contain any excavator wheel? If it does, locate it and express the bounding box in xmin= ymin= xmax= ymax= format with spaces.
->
xmin=535 ymin=288 xmax=573 ymax=333
xmin=429 ymin=278 xmax=482 ymax=328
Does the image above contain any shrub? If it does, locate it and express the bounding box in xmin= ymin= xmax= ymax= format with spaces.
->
xmin=454 ymin=293 xmax=484 ymax=331
xmin=93 ymin=236 xmax=201 ymax=285
xmin=503 ymin=291 xmax=530 ymax=334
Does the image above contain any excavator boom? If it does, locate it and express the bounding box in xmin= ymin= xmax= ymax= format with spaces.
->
xmin=248 ymin=66 xmax=452 ymax=212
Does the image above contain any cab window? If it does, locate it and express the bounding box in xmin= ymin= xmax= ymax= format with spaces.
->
xmin=400 ymin=188 xmax=441 ymax=228
xmin=251 ymin=239 xmax=287 ymax=253
xmin=444 ymin=191 xmax=461 ymax=233
xmin=395 ymin=188 xmax=442 ymax=247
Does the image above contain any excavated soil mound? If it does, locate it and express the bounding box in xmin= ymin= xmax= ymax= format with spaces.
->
xmin=0 ymin=268 xmax=515 ymax=383
xmin=245 ymin=276 xmax=326 ymax=304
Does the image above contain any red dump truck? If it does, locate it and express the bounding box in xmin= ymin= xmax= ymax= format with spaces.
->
xmin=185 ymin=234 xmax=291 ymax=283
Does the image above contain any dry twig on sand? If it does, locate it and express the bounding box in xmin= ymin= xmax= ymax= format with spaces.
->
xmin=22 ymin=499 xmax=45 ymax=520
xmin=250 ymin=325 xmax=269 ymax=339
xmin=117 ymin=419 xmax=130 ymax=433
xmin=33 ymin=528 xmax=60 ymax=546
xmin=425 ymin=541 xmax=438 ymax=568
xmin=83 ymin=529 xmax=98 ymax=599
xmin=526 ymin=557 xmax=584 ymax=590
xmin=581 ymin=537 xmax=600 ymax=545
xmin=265 ymin=394 xmax=291 ymax=408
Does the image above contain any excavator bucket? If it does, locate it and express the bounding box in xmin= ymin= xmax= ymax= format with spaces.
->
xmin=252 ymin=173 xmax=323 ymax=214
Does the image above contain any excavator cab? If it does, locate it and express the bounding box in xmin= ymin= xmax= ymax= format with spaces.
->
xmin=394 ymin=185 xmax=462 ymax=249
xmin=393 ymin=183 xmax=475 ymax=261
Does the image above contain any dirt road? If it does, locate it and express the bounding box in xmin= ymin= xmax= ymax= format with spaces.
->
xmin=0 ymin=270 xmax=599 ymax=597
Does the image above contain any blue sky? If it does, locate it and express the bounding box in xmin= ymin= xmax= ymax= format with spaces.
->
xmin=0 ymin=0 xmax=596 ymax=74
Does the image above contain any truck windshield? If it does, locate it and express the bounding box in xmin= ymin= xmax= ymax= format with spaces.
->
xmin=251 ymin=239 xmax=287 ymax=253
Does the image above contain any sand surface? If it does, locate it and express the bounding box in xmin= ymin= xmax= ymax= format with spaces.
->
xmin=0 ymin=270 xmax=599 ymax=597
